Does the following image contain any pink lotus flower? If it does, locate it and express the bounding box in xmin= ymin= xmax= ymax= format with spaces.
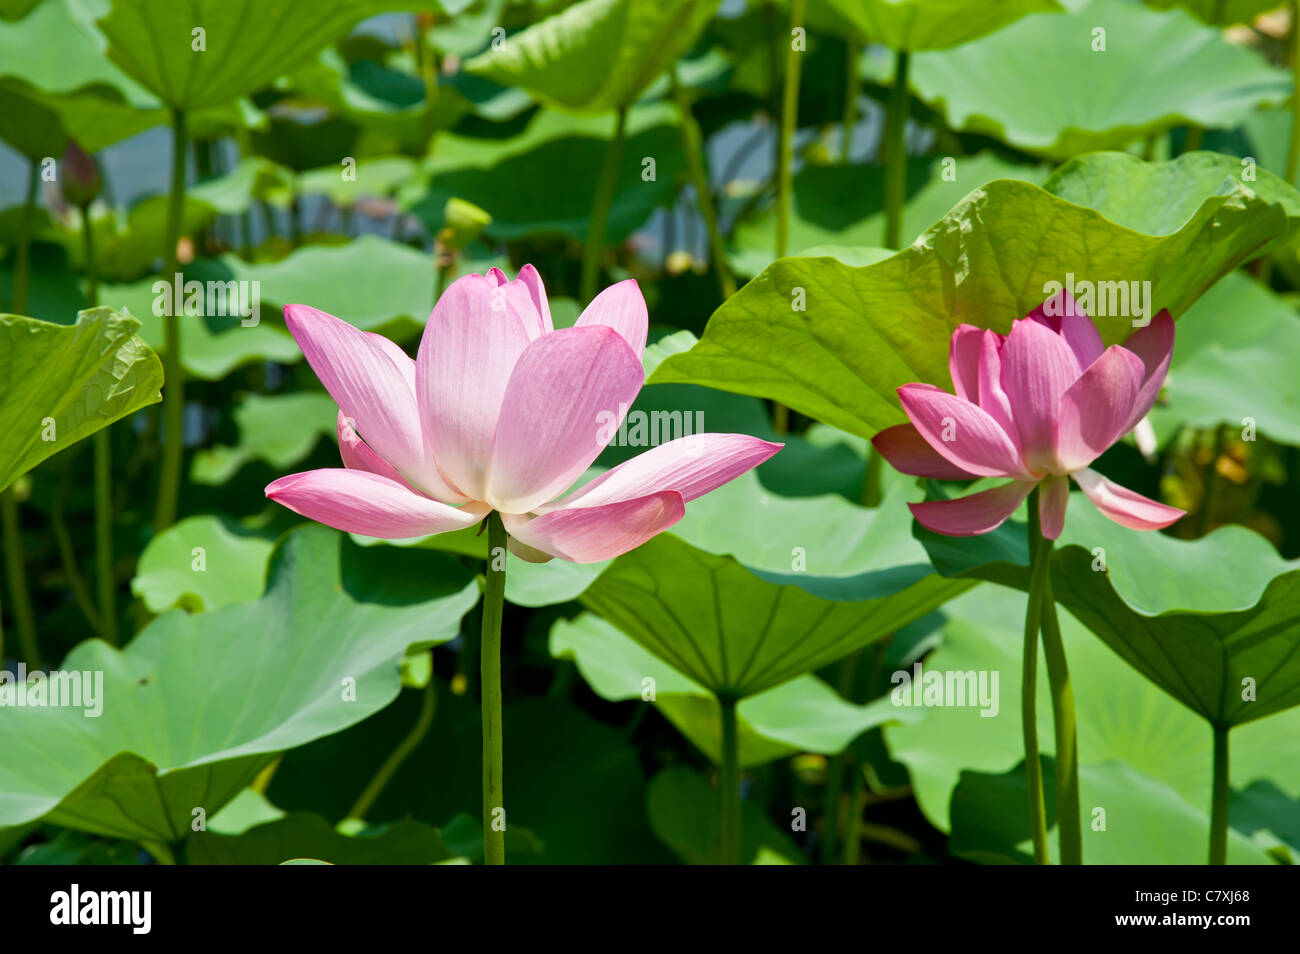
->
xmin=871 ymin=292 xmax=1185 ymax=539
xmin=266 ymin=266 xmax=782 ymax=562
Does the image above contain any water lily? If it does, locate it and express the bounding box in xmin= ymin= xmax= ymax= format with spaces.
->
xmin=871 ymin=290 xmax=1185 ymax=539
xmin=872 ymin=290 xmax=1185 ymax=867
xmin=266 ymin=266 xmax=781 ymax=562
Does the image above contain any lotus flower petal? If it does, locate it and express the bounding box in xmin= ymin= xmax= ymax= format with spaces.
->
xmin=266 ymin=469 xmax=487 ymax=539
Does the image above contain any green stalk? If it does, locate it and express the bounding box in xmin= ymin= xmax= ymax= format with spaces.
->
xmin=1288 ymin=1 xmax=1300 ymax=185
xmin=2 ymin=160 xmax=41 ymax=666
xmin=841 ymin=38 xmax=861 ymax=163
xmin=718 ymin=695 xmax=742 ymax=864
xmin=83 ymin=207 xmax=117 ymax=645
xmin=1 ymin=488 xmax=38 ymax=667
xmin=841 ymin=765 xmax=867 ymax=865
xmin=480 ymin=512 xmax=508 ymax=865
xmin=347 ymin=681 xmax=437 ymax=823
xmin=153 ymin=109 xmax=188 ymax=533
xmin=775 ymin=0 xmax=806 ymax=258
xmin=882 ymin=50 xmax=911 ymax=249
xmin=672 ymin=75 xmax=736 ymax=300
xmin=1209 ymin=725 xmax=1230 ymax=865
xmin=1022 ymin=487 xmax=1050 ymax=864
xmin=52 ymin=460 xmax=103 ymax=636
xmin=580 ymin=106 xmax=628 ymax=303
xmin=1039 ymin=573 xmax=1081 ymax=864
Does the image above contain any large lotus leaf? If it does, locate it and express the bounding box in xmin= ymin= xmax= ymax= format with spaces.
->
xmin=0 ymin=308 xmax=161 ymax=492
xmin=551 ymin=613 xmax=921 ymax=767
xmin=882 ymin=587 xmax=1300 ymax=855
xmin=731 ymin=154 xmax=1048 ymax=278
xmin=0 ymin=525 xmax=479 ymax=843
xmin=269 ymin=689 xmax=672 ymax=864
xmin=80 ymin=157 xmax=295 ymax=282
xmin=1146 ymin=270 xmax=1300 ymax=445
xmin=948 ymin=760 xmax=1271 ymax=864
xmin=820 ymin=0 xmax=1061 ymax=51
xmin=284 ymin=48 xmax=471 ymax=152
xmin=646 ymin=766 xmax=804 ymax=865
xmin=1045 ymin=151 xmax=1300 ymax=237
xmin=131 ymin=514 xmax=276 ymax=613
xmin=191 ymin=392 xmax=338 ymax=485
xmin=0 ymin=0 xmax=162 ymax=152
xmin=102 ymin=236 xmax=436 ymax=379
xmin=403 ymin=103 xmax=684 ymax=243
xmin=918 ymin=495 xmax=1300 ymax=728
xmin=579 ymin=477 xmax=973 ymax=698
xmin=652 ymin=168 xmax=1300 ymax=440
xmin=907 ymin=0 xmax=1289 ymax=160
xmin=90 ymin=0 xmax=428 ymax=111
xmin=464 ymin=0 xmax=722 ymax=112
xmin=188 ymin=813 xmax=454 ymax=865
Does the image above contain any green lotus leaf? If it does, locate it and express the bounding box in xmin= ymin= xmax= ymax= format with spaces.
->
xmin=1144 ymin=0 xmax=1279 ymax=26
xmin=191 ymin=391 xmax=338 ymax=485
xmin=820 ymin=0 xmax=1061 ymax=51
xmin=464 ymin=0 xmax=722 ymax=112
xmin=579 ymin=475 xmax=973 ymax=698
xmin=0 ymin=524 xmax=479 ymax=843
xmin=402 ymin=103 xmax=684 ymax=242
xmin=646 ymin=765 xmax=804 ymax=865
xmin=652 ymin=164 xmax=1300 ymax=439
xmin=130 ymin=514 xmax=277 ymax=613
xmin=730 ymin=153 xmax=1049 ymax=278
xmin=907 ymin=0 xmax=1289 ymax=159
xmin=883 ymin=586 xmax=1300 ymax=860
xmin=188 ymin=813 xmax=454 ymax=865
xmin=0 ymin=308 xmax=161 ymax=492
xmin=551 ymin=613 xmax=921 ymax=767
xmin=917 ymin=498 xmax=1300 ymax=727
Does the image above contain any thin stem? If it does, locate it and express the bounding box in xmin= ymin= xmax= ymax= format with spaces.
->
xmin=11 ymin=159 xmax=38 ymax=314
xmin=841 ymin=765 xmax=867 ymax=865
xmin=1198 ymin=424 xmax=1227 ymax=537
xmin=882 ymin=50 xmax=911 ymax=249
xmin=83 ymin=206 xmax=117 ymax=646
xmin=1288 ymin=0 xmax=1300 ymax=185
xmin=1209 ymin=725 xmax=1230 ymax=865
xmin=154 ymin=108 xmax=188 ymax=533
xmin=347 ymin=681 xmax=437 ymax=823
xmin=580 ymin=106 xmax=628 ymax=303
xmin=718 ymin=695 xmax=742 ymax=864
xmin=1039 ymin=575 xmax=1081 ymax=864
xmin=859 ymin=447 xmax=883 ymax=507
xmin=1 ymin=488 xmax=39 ymax=668
xmin=775 ymin=0 xmax=806 ymax=258
xmin=840 ymin=38 xmax=861 ymax=163
xmin=480 ymin=512 xmax=507 ymax=865
xmin=1182 ymin=126 xmax=1204 ymax=154
xmin=1 ymin=161 xmax=40 ymax=666
xmin=52 ymin=458 xmax=102 ymax=636
xmin=672 ymin=74 xmax=736 ymax=300
xmin=1022 ymin=487 xmax=1050 ymax=864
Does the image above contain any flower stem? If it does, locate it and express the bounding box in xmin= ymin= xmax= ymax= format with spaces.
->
xmin=1 ymin=488 xmax=39 ymax=668
xmin=776 ymin=0 xmax=806 ymax=258
xmin=882 ymin=49 xmax=911 ymax=249
xmin=1288 ymin=0 xmax=1300 ymax=185
xmin=480 ymin=511 xmax=508 ymax=865
xmin=718 ymin=694 xmax=742 ymax=864
xmin=1209 ymin=724 xmax=1230 ymax=864
xmin=841 ymin=38 xmax=861 ymax=163
xmin=672 ymin=73 xmax=736 ymax=301
xmin=1039 ymin=575 xmax=1081 ymax=864
xmin=153 ymin=107 xmax=188 ymax=533
xmin=1022 ymin=487 xmax=1050 ymax=864
xmin=83 ymin=205 xmax=117 ymax=646
xmin=347 ymin=681 xmax=437 ymax=823
xmin=579 ymin=105 xmax=628 ymax=304
xmin=11 ymin=158 xmax=38 ymax=314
